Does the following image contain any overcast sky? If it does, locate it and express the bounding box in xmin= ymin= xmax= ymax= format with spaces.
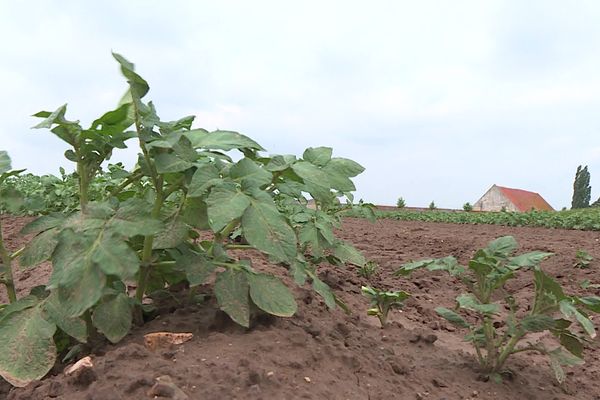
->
xmin=2 ymin=1 xmax=600 ymax=209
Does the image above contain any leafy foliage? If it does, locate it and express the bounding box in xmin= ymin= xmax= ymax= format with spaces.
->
xmin=463 ymin=202 xmax=473 ymax=212
xmin=397 ymin=236 xmax=600 ymax=382
xmin=361 ymin=286 xmax=409 ymax=327
xmin=396 ymin=197 xmax=406 ymax=208
xmin=428 ymin=201 xmax=436 ymax=210
xmin=0 ymin=53 xmax=368 ymax=387
xmin=359 ymin=207 xmax=600 ymax=231
xmin=574 ymin=250 xmax=593 ymax=269
xmin=357 ymin=261 xmax=378 ymax=279
xmin=572 ymin=165 xmax=591 ymax=209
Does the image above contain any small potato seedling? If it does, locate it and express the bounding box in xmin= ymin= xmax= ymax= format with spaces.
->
xmin=357 ymin=261 xmax=378 ymax=279
xmin=397 ymin=236 xmax=600 ymax=383
xmin=574 ymin=250 xmax=593 ymax=268
xmin=361 ymin=286 xmax=409 ymax=327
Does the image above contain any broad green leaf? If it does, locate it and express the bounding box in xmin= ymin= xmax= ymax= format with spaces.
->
xmin=303 ymin=147 xmax=332 ymax=167
xmin=322 ymin=161 xmax=360 ymax=192
xmin=91 ymin=233 xmax=140 ymax=279
xmin=0 ymin=304 xmax=57 ymax=387
xmin=265 ymin=155 xmax=296 ymax=172
xmin=152 ymin=217 xmax=189 ymax=249
xmin=559 ymin=300 xmax=595 ymax=338
xmin=20 ymin=213 xmax=66 ymax=235
xmin=242 ymin=199 xmax=297 ymax=263
xmin=48 ymin=231 xmax=106 ymax=317
xmin=396 ymin=259 xmax=436 ymax=275
xmin=549 ymin=354 xmax=566 ymax=384
xmin=291 ymin=161 xmax=332 ymax=200
xmin=0 ymin=187 xmax=24 ymax=212
xmin=206 ymin=185 xmax=250 ymax=232
xmin=457 ymin=294 xmax=499 ymax=314
xmin=521 ymin=314 xmax=555 ymax=332
xmin=508 ymin=251 xmax=553 ymax=268
xmin=435 ymin=307 xmax=470 ymax=328
xmin=534 ymin=269 xmax=565 ymax=312
xmin=43 ymin=292 xmax=87 ymax=343
xmin=558 ymin=331 xmax=584 ymax=358
xmin=549 ymin=347 xmax=583 ymax=383
xmin=32 ymin=104 xmax=71 ymax=129
xmin=92 ymin=293 xmax=132 ymax=343
xmin=290 ymin=261 xmax=308 ymax=286
xmin=248 ymin=273 xmax=297 ymax=317
xmin=214 ymin=269 xmax=250 ymax=327
xmin=188 ymin=163 xmax=221 ymax=197
xmin=19 ymin=228 xmax=59 ymax=268
xmin=486 ymin=236 xmax=517 ymax=257
xmin=333 ymin=241 xmax=366 ymax=266
xmin=230 ymin=158 xmax=272 ymax=189
xmin=112 ymin=53 xmax=149 ymax=99
xmin=185 ymin=129 xmax=265 ymax=151
xmin=177 ymin=251 xmax=216 ymax=286
xmin=312 ymin=276 xmax=336 ymax=309
xmin=577 ymin=296 xmax=600 ymax=313
xmin=181 ymin=197 xmax=210 ymax=229
xmin=154 ymin=153 xmax=193 ymax=173
xmin=0 ymin=151 xmax=11 ymax=173
xmin=323 ymin=157 xmax=364 ymax=177
xmin=109 ymin=198 xmax=163 ymax=236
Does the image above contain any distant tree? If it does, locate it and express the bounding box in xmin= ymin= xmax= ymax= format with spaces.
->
xmin=396 ymin=197 xmax=406 ymax=208
xmin=463 ymin=202 xmax=473 ymax=212
xmin=571 ymin=165 xmax=591 ymax=209
xmin=428 ymin=201 xmax=436 ymax=210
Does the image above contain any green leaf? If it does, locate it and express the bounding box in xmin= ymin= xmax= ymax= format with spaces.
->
xmin=265 ymin=155 xmax=297 ymax=172
xmin=435 ymin=307 xmax=470 ymax=328
xmin=457 ymin=294 xmax=499 ymax=314
xmin=214 ymin=269 xmax=250 ymax=327
xmin=548 ymin=347 xmax=583 ymax=383
xmin=21 ymin=213 xmax=66 ymax=235
xmin=549 ymin=354 xmax=566 ymax=384
xmin=521 ymin=314 xmax=555 ymax=332
xmin=185 ymin=129 xmax=265 ymax=151
xmin=112 ymin=53 xmax=150 ymax=99
xmin=188 ymin=163 xmax=221 ymax=197
xmin=248 ymin=273 xmax=297 ymax=317
xmin=154 ymin=153 xmax=193 ymax=174
xmin=181 ymin=197 xmax=210 ymax=229
xmin=558 ymin=331 xmax=584 ymax=358
xmin=91 ymin=233 xmax=140 ymax=279
xmin=0 ymin=304 xmax=57 ymax=387
xmin=312 ymin=276 xmax=336 ymax=309
xmin=108 ymin=199 xmax=163 ymax=236
xmin=48 ymin=230 xmax=106 ymax=317
xmin=19 ymin=228 xmax=60 ymax=268
xmin=559 ymin=300 xmax=596 ymax=338
xmin=152 ymin=217 xmax=189 ymax=249
xmin=291 ymin=161 xmax=333 ymax=201
xmin=303 ymin=147 xmax=332 ymax=167
xmin=323 ymin=157 xmax=364 ymax=177
xmin=92 ymin=293 xmax=132 ymax=343
xmin=0 ymin=151 xmax=11 ymax=174
xmin=43 ymin=292 xmax=87 ymax=343
xmin=508 ymin=251 xmax=553 ymax=268
xmin=206 ymin=184 xmax=250 ymax=232
xmin=333 ymin=241 xmax=366 ymax=266
xmin=486 ymin=236 xmax=517 ymax=257
xmin=242 ymin=199 xmax=297 ymax=263
xmin=230 ymin=158 xmax=272 ymax=189
xmin=577 ymin=296 xmax=600 ymax=313
xmin=177 ymin=251 xmax=216 ymax=286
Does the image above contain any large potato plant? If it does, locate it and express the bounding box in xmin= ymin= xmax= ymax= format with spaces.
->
xmin=0 ymin=54 xmax=369 ymax=387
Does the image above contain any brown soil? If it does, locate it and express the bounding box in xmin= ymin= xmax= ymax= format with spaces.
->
xmin=2 ymin=216 xmax=600 ymax=400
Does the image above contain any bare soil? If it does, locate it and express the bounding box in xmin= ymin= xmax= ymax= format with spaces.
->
xmin=2 ymin=216 xmax=600 ymax=400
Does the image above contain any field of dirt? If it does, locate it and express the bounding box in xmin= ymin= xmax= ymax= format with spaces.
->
xmin=2 ymin=215 xmax=600 ymax=400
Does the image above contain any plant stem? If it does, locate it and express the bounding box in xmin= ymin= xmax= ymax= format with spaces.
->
xmin=0 ymin=217 xmax=17 ymax=303
xmin=495 ymin=332 xmax=524 ymax=372
xmin=135 ymin=192 xmax=164 ymax=306
xmin=10 ymin=246 xmax=25 ymax=260
xmin=109 ymin=169 xmax=143 ymax=197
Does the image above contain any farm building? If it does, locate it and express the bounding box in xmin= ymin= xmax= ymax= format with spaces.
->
xmin=473 ymin=184 xmax=554 ymax=212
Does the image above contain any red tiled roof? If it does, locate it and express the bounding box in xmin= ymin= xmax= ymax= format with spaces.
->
xmin=497 ymin=186 xmax=554 ymax=212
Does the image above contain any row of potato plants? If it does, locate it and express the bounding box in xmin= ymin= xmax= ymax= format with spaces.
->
xmin=0 ymin=54 xmax=373 ymax=387
xmin=369 ymin=208 xmax=600 ymax=231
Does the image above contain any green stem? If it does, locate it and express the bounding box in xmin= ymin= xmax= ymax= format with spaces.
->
xmin=109 ymin=169 xmax=143 ymax=197
xmin=135 ymin=192 xmax=164 ymax=305
xmin=224 ymin=244 xmax=252 ymax=250
xmin=77 ymin=161 xmax=89 ymax=213
xmin=0 ymin=217 xmax=16 ymax=303
xmin=495 ymin=332 xmax=525 ymax=372
xmin=10 ymin=246 xmax=25 ymax=260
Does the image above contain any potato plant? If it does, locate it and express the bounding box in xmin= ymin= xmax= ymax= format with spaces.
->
xmin=574 ymin=250 xmax=593 ymax=268
xmin=397 ymin=236 xmax=600 ymax=383
xmin=0 ymin=54 xmax=368 ymax=387
xmin=361 ymin=286 xmax=409 ymax=327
